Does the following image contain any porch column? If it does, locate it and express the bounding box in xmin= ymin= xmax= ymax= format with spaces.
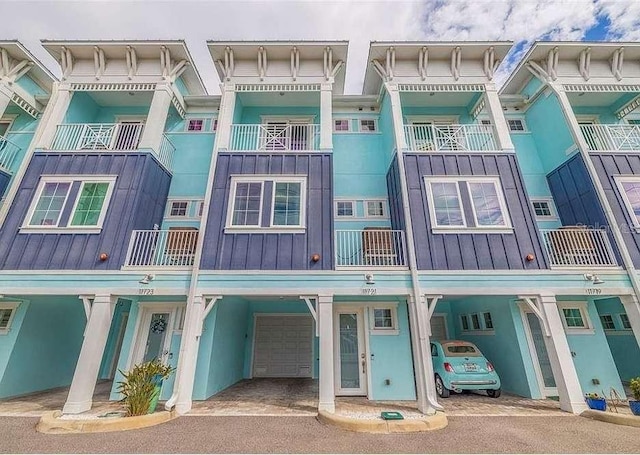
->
xmin=484 ymin=84 xmax=514 ymax=151
xmin=319 ymin=82 xmax=332 ymax=150
xmin=0 ymin=84 xmax=12 ymax=119
xmin=214 ymin=82 xmax=236 ymax=150
xmin=317 ymin=294 xmax=335 ymax=413
xmin=138 ymin=82 xmax=173 ymax=152
xmin=385 ymin=83 xmax=407 ymax=150
xmin=63 ymin=294 xmax=116 ymax=414
xmin=620 ymin=295 xmax=640 ymax=350
xmin=538 ymin=294 xmax=587 ymax=414
xmin=35 ymin=83 xmax=73 ymax=149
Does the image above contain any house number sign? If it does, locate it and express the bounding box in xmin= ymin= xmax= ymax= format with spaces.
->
xmin=361 ymin=287 xmax=377 ymax=295
xmin=138 ymin=288 xmax=155 ymax=295
xmin=585 ymin=288 xmax=602 ymax=295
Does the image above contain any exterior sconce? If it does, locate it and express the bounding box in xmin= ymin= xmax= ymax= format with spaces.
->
xmin=365 ymin=273 xmax=375 ymax=285
xmin=584 ymin=273 xmax=604 ymax=285
xmin=525 ymin=254 xmax=535 ymax=262
xmin=139 ymin=274 xmax=155 ymax=285
xmin=311 ymin=253 xmax=321 ymax=262
xmin=99 ymin=252 xmax=109 ymax=261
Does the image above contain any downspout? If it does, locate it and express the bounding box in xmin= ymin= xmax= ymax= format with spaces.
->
xmin=385 ymin=83 xmax=443 ymax=413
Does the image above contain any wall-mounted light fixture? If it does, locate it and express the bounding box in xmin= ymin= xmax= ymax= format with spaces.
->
xmin=139 ymin=274 xmax=155 ymax=285
xmin=584 ymin=273 xmax=604 ymax=285
xmin=365 ymin=273 xmax=375 ymax=285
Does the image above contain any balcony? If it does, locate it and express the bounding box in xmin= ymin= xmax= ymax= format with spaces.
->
xmin=335 ymin=229 xmax=408 ymax=268
xmin=404 ymin=124 xmax=498 ymax=152
xmin=50 ymin=123 xmax=176 ymax=170
xmin=540 ymin=227 xmax=618 ymax=268
xmin=0 ymin=135 xmax=20 ymax=173
xmin=229 ymin=124 xmax=320 ymax=151
xmin=580 ymin=124 xmax=640 ymax=152
xmin=124 ymin=229 xmax=198 ymax=268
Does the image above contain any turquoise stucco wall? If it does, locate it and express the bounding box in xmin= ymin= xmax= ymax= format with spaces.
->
xmin=99 ymin=299 xmax=131 ymax=380
xmin=378 ymin=91 xmax=396 ymax=165
xmin=0 ymin=296 xmax=86 ymax=398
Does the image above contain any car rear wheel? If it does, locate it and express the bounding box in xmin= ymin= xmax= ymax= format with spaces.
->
xmin=487 ymin=388 xmax=501 ymax=398
xmin=435 ymin=374 xmax=450 ymax=398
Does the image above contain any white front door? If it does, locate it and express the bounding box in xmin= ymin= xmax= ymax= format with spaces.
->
xmin=522 ymin=309 xmax=559 ymax=397
xmin=334 ymin=309 xmax=367 ymax=396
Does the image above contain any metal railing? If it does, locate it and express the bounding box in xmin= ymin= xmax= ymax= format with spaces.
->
xmin=404 ymin=124 xmax=498 ymax=152
xmin=335 ymin=229 xmax=408 ymax=267
xmin=0 ymin=135 xmax=21 ymax=172
xmin=158 ymin=134 xmax=176 ymax=170
xmin=580 ymin=124 xmax=640 ymax=151
xmin=229 ymin=124 xmax=321 ymax=151
xmin=540 ymin=228 xmax=618 ymax=267
xmin=125 ymin=229 xmax=199 ymax=267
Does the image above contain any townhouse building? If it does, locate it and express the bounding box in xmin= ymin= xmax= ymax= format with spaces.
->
xmin=0 ymin=39 xmax=637 ymax=419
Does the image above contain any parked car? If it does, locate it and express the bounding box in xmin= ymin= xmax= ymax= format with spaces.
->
xmin=430 ymin=340 xmax=501 ymax=398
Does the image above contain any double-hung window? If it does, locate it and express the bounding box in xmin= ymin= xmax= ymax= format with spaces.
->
xmin=615 ymin=177 xmax=640 ymax=229
xmin=227 ymin=176 xmax=306 ymax=231
xmin=558 ymin=302 xmax=593 ymax=334
xmin=424 ymin=177 xmax=511 ymax=232
xmin=23 ymin=176 xmax=116 ymax=232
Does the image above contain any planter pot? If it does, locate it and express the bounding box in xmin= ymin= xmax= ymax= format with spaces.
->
xmin=630 ymin=400 xmax=640 ymax=416
xmin=148 ymin=375 xmax=164 ymax=414
xmin=586 ymin=397 xmax=606 ymax=411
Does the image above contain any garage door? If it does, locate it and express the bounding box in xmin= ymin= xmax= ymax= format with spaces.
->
xmin=252 ymin=315 xmax=313 ymax=377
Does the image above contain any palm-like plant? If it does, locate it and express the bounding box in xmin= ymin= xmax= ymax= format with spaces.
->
xmin=117 ymin=359 xmax=174 ymax=416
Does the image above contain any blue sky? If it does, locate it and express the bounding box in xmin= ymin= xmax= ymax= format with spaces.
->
xmin=1 ymin=0 xmax=639 ymax=94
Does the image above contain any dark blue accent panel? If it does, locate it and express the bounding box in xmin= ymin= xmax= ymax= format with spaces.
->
xmin=0 ymin=169 xmax=10 ymax=199
xmin=0 ymin=151 xmax=171 ymax=270
xmin=386 ymin=155 xmax=406 ymax=232
xmin=404 ymin=153 xmax=548 ymax=270
xmin=201 ymin=152 xmax=333 ymax=270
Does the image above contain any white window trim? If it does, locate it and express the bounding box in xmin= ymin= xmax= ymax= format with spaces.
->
xmin=165 ymin=198 xmax=205 ymax=220
xmin=357 ymin=118 xmax=378 ymax=133
xmin=619 ymin=313 xmax=633 ymax=331
xmin=599 ymin=313 xmax=617 ymax=332
xmin=614 ymin=176 xmax=640 ymax=231
xmin=0 ymin=116 xmax=17 ymax=135
xmin=369 ymin=304 xmax=399 ymax=335
xmin=167 ymin=200 xmax=191 ymax=218
xmin=531 ymin=197 xmax=559 ymax=221
xmin=558 ymin=301 xmax=595 ymax=335
xmin=269 ymin=178 xmax=307 ymax=229
xmin=0 ymin=302 xmax=20 ymax=334
xmin=185 ymin=118 xmax=207 ymax=132
xmin=467 ymin=177 xmax=513 ymax=231
xmin=21 ymin=175 xmax=116 ymax=233
xmin=211 ymin=118 xmax=218 ymax=132
xmin=506 ymin=117 xmax=528 ymax=133
xmin=335 ymin=199 xmax=356 ymax=218
xmin=333 ymin=118 xmax=352 ymax=133
xmin=424 ymin=177 xmax=467 ymax=231
xmin=225 ymin=175 xmax=307 ymax=233
xmin=364 ymin=199 xmax=387 ymax=218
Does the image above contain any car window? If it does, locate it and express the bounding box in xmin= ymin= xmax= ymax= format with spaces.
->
xmin=431 ymin=343 xmax=438 ymax=357
xmin=443 ymin=343 xmax=482 ymax=357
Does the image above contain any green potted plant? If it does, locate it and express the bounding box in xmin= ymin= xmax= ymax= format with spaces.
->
xmin=585 ymin=392 xmax=606 ymax=411
xmin=117 ymin=359 xmax=174 ymax=416
xmin=629 ymin=378 xmax=640 ymax=416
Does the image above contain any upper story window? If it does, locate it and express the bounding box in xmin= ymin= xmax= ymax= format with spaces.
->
xmin=359 ymin=119 xmax=378 ymax=133
xmin=186 ymin=119 xmax=205 ymax=132
xmin=169 ymin=201 xmax=189 ymax=217
xmin=424 ymin=177 xmax=511 ymax=233
xmin=336 ymin=200 xmax=355 ymax=218
xmin=599 ymin=314 xmax=616 ymax=330
xmin=507 ymin=119 xmax=527 ymax=132
xmin=370 ymin=306 xmax=399 ymax=334
xmin=615 ymin=177 xmax=640 ymax=229
xmin=531 ymin=198 xmax=557 ymax=220
xmin=0 ymin=303 xmax=19 ymax=334
xmin=212 ymin=118 xmax=218 ymax=132
xmin=333 ymin=119 xmax=351 ymax=132
xmin=22 ymin=176 xmax=116 ymax=233
xmin=365 ymin=200 xmax=386 ymax=218
xmin=0 ymin=119 xmax=13 ymax=136
xmin=226 ymin=176 xmax=307 ymax=232
xmin=165 ymin=199 xmax=205 ymax=219
xmin=559 ymin=301 xmax=593 ymax=334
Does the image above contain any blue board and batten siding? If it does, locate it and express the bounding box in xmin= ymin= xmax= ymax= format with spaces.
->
xmin=0 ymin=169 xmax=10 ymax=199
xmin=201 ymin=152 xmax=333 ymax=270
xmin=0 ymin=151 xmax=171 ymax=270
xmin=394 ymin=152 xmax=547 ymax=270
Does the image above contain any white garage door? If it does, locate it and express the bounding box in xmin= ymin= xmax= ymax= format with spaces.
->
xmin=252 ymin=315 xmax=313 ymax=378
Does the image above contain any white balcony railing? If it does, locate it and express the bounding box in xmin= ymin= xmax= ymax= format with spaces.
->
xmin=50 ymin=123 xmax=174 ymax=170
xmin=580 ymin=124 xmax=640 ymax=151
xmin=229 ymin=124 xmax=321 ymax=151
xmin=335 ymin=229 xmax=408 ymax=268
xmin=404 ymin=124 xmax=498 ymax=152
xmin=0 ymin=135 xmax=21 ymax=172
xmin=541 ymin=228 xmax=618 ymax=268
xmin=125 ymin=229 xmax=199 ymax=267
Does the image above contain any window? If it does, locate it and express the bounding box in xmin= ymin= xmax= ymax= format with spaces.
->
xmin=507 ymin=119 xmax=526 ymax=132
xmin=620 ymin=313 xmax=632 ymax=330
xmin=69 ymin=182 xmax=112 ymax=227
xmin=198 ymin=201 xmax=205 ymax=217
xmin=426 ymin=180 xmax=466 ymax=228
xmin=468 ymin=180 xmax=509 ymax=227
xmin=460 ymin=314 xmax=469 ymax=331
xmin=562 ymin=308 xmax=586 ymax=328
xmin=0 ymin=303 xmax=19 ymax=334
xmin=370 ymin=306 xmax=398 ymax=334
xmin=27 ymin=181 xmax=71 ymax=227
xmin=365 ymin=200 xmax=386 ymax=218
xmin=186 ymin=119 xmax=205 ymax=132
xmin=558 ymin=302 xmax=593 ymax=333
xmin=532 ymin=199 xmax=556 ymax=219
xmin=483 ymin=312 xmax=494 ymax=329
xmin=169 ymin=201 xmax=189 ymax=217
xmin=333 ymin=119 xmax=351 ymax=132
xmin=616 ymin=177 xmax=640 ymax=228
xmin=226 ymin=176 xmax=307 ymax=231
xmin=336 ymin=201 xmax=354 ymax=218
xmin=0 ymin=120 xmax=12 ymax=136
xmin=431 ymin=343 xmax=438 ymax=357
xmin=480 ymin=119 xmax=492 ymax=126
xmin=600 ymin=314 xmax=616 ymax=330
xmin=211 ymin=119 xmax=218 ymax=132
xmin=471 ymin=313 xmax=481 ymax=330
xmin=359 ymin=119 xmax=377 ymax=132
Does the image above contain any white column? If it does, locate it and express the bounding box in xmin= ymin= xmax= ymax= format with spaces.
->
xmin=484 ymin=84 xmax=514 ymax=151
xmin=620 ymin=295 xmax=640 ymax=350
xmin=317 ymin=294 xmax=335 ymax=413
xmin=214 ymin=82 xmax=236 ymax=150
xmin=138 ymin=82 xmax=173 ymax=152
xmin=173 ymin=294 xmax=206 ymax=415
xmin=35 ymin=83 xmax=73 ymax=149
xmin=0 ymin=84 xmax=12 ymax=120
xmin=63 ymin=294 xmax=116 ymax=414
xmin=319 ymin=82 xmax=333 ymax=150
xmin=385 ymin=83 xmax=407 ymax=150
xmin=538 ymin=294 xmax=587 ymax=414
xmin=553 ymin=85 xmax=592 ymax=153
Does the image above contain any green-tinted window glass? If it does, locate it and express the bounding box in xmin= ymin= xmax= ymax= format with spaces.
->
xmin=70 ymin=182 xmax=110 ymax=226
xmin=563 ymin=308 xmax=585 ymax=328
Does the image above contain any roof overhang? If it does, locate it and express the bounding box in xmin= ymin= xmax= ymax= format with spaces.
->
xmin=0 ymin=41 xmax=56 ymax=93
